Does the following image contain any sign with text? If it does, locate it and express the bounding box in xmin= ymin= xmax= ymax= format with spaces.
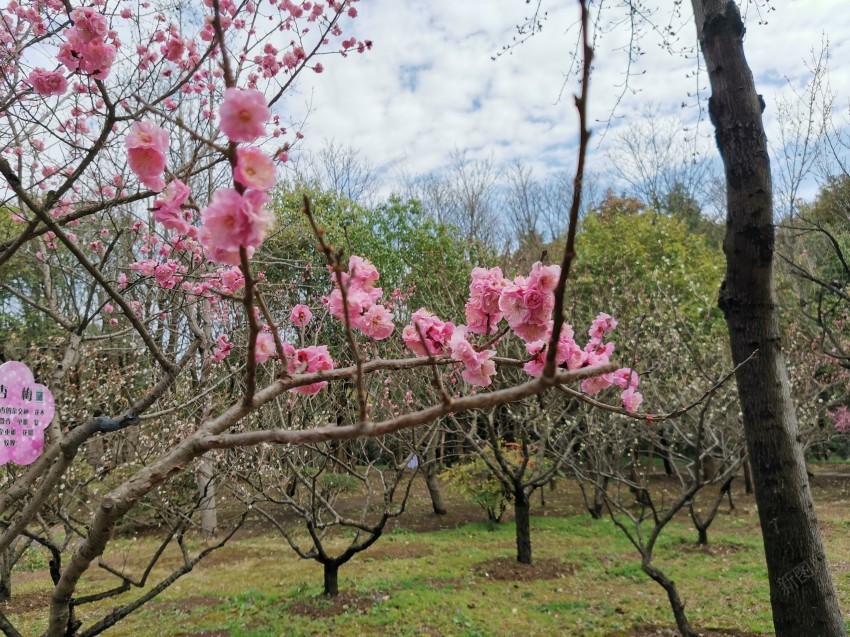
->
xmin=0 ymin=361 xmax=54 ymax=465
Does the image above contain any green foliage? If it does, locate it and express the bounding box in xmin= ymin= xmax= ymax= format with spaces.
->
xmin=263 ymin=186 xmax=472 ymax=319
xmin=573 ymin=200 xmax=724 ymax=325
xmin=316 ymin=471 xmax=360 ymax=500
xmin=442 ymin=457 xmax=511 ymax=523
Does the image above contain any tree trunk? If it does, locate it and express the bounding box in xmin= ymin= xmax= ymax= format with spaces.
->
xmin=195 ymin=460 xmax=217 ymax=538
xmin=693 ymin=2 xmax=845 ymax=634
xmin=0 ymin=547 xmax=11 ymax=602
xmin=643 ymin=562 xmax=698 ymax=637
xmin=514 ymin=485 xmax=532 ymax=565
xmin=323 ymin=561 xmax=339 ymax=597
xmin=742 ymin=458 xmax=754 ymax=495
xmin=422 ymin=466 xmax=447 ymax=515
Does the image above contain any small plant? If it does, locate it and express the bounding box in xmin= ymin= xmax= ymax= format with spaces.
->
xmin=442 ymin=457 xmax=512 ymax=523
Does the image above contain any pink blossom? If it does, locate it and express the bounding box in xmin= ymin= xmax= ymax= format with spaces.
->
xmin=125 ymin=121 xmax=169 ymax=192
xmin=234 ymin=146 xmax=276 ymax=191
xmin=448 ymin=326 xmax=497 ymax=387
xmin=526 ymin=262 xmax=560 ymax=292
xmin=217 ymin=267 xmax=245 ymax=293
xmin=29 ymin=69 xmax=68 ymax=96
xmin=402 ymin=309 xmax=455 ymax=356
xmin=288 ymin=345 xmax=335 ymax=394
xmin=357 ymin=304 xmax=394 ymax=340
xmin=497 ymin=282 xmax=530 ymax=327
xmin=465 ymin=267 xmax=505 ymax=334
xmin=212 ymin=335 xmax=232 ymax=362
xmin=348 ymin=255 xmax=380 ymax=289
xmin=152 ymin=179 xmax=192 ymax=234
xmin=581 ymin=373 xmax=615 ymax=395
xmin=289 ymin=304 xmax=312 ymax=327
xmin=621 ymin=387 xmax=644 ymax=413
xmin=199 ymin=188 xmax=272 ymax=263
xmin=829 ymin=406 xmax=850 ymax=434
xmin=589 ymin=312 xmax=618 ymax=340
xmin=612 ymin=367 xmax=639 ymax=390
xmin=522 ymin=324 xmax=579 ymax=377
xmin=68 ymin=7 xmax=109 ymax=43
xmin=326 ymin=255 xmax=392 ymax=340
xmin=218 ymin=87 xmax=270 ymax=142
xmin=254 ymin=332 xmax=276 ymax=364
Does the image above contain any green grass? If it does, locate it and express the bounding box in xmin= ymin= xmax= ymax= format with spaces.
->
xmin=9 ymin=483 xmax=850 ymax=637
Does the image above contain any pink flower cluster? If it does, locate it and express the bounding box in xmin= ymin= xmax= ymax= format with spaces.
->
xmin=402 ymin=309 xmax=455 ymax=356
xmin=327 ymin=255 xmax=394 ymax=340
xmin=465 ymin=267 xmax=507 ymax=334
xmin=195 ymin=88 xmax=276 ymax=266
xmin=499 ymin=262 xmax=560 ymax=342
xmin=153 ymin=180 xmax=193 ymax=235
xmin=285 ymin=344 xmax=335 ymax=394
xmin=130 ymin=258 xmax=185 ymax=289
xmin=28 ymin=68 xmax=68 ymax=96
xmin=448 ymin=327 xmax=496 ymax=387
xmin=125 ymin=121 xmax=169 ymax=192
xmin=574 ymin=313 xmax=642 ymax=412
xmin=57 ymin=7 xmax=118 ymax=80
xmin=830 ymin=405 xmax=850 ymax=434
xmin=252 ymin=336 xmax=334 ymax=395
xmin=199 ymin=189 xmax=273 ymax=266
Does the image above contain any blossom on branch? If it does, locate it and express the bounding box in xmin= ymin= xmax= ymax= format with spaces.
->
xmin=218 ymin=88 xmax=271 ymax=142
xmin=125 ymin=121 xmax=170 ymax=192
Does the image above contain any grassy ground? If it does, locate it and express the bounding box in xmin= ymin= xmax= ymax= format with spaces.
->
xmin=6 ymin=468 xmax=850 ymax=636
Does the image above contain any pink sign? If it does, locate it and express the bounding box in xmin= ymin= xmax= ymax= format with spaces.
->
xmin=0 ymin=361 xmax=54 ymax=466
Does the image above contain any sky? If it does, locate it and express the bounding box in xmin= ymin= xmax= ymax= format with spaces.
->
xmin=282 ymin=0 xmax=850 ymax=200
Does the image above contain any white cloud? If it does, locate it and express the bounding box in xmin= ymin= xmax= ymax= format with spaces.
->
xmin=281 ymin=0 xmax=850 ymax=199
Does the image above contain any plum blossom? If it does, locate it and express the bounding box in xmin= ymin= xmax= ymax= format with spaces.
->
xmin=289 ymin=304 xmax=312 ymax=327
xmin=254 ymin=332 xmax=276 ymax=364
xmin=287 ymin=344 xmax=335 ymax=394
xmin=57 ymin=8 xmax=117 ymax=79
xmin=125 ymin=121 xmax=169 ymax=192
xmin=448 ymin=326 xmax=496 ymax=387
xmin=211 ymin=335 xmax=232 ymax=362
xmin=199 ymin=188 xmax=272 ymax=265
xmin=829 ymin=406 xmax=850 ymax=434
xmin=522 ymin=323 xmax=584 ymax=377
xmin=588 ymin=312 xmax=618 ymax=340
xmin=621 ymin=387 xmax=644 ymax=412
xmin=29 ymin=69 xmax=68 ymax=96
xmin=218 ymin=88 xmax=270 ymax=142
xmin=402 ymin=309 xmax=455 ymax=357
xmin=327 ymin=255 xmax=394 ymax=340
xmin=152 ymin=179 xmax=192 ymax=234
xmin=465 ymin=267 xmax=506 ymax=334
xmin=359 ymin=304 xmax=394 ymax=340
xmin=234 ymin=146 xmax=276 ymax=191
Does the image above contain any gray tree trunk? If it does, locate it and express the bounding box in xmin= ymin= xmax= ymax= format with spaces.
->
xmin=692 ymin=2 xmax=845 ymax=634
xmin=196 ymin=460 xmax=217 ymax=538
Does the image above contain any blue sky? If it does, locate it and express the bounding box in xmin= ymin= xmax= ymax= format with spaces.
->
xmin=282 ymin=0 xmax=850 ymax=201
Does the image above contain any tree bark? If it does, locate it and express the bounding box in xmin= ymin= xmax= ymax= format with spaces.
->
xmin=514 ymin=485 xmax=532 ymax=565
xmin=323 ymin=561 xmax=339 ymax=597
xmin=196 ymin=460 xmax=217 ymax=539
xmin=692 ymin=2 xmax=845 ymax=634
xmin=422 ymin=466 xmax=447 ymax=515
xmin=0 ymin=547 xmax=11 ymax=602
xmin=642 ymin=562 xmax=697 ymax=637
